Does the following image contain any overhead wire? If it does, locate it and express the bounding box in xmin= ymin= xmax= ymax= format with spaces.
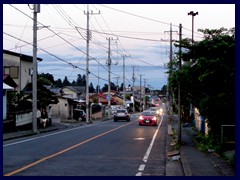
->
xmin=3 ymin=31 xmax=109 ymax=83
xmin=6 ymin=4 xmax=192 ymax=88
xmin=7 ymin=4 xmax=120 ymax=83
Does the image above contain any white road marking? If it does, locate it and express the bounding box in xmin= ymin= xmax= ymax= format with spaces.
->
xmin=133 ymin=138 xmax=146 ymax=140
xmin=135 ymin=115 xmax=163 ymax=176
xmin=135 ymin=172 xmax=142 ymax=176
xmin=138 ymin=164 xmax=145 ymax=171
xmin=143 ymin=116 xmax=163 ymax=162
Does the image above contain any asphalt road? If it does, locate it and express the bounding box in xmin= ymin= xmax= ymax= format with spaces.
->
xmin=3 ymin=105 xmax=167 ymax=176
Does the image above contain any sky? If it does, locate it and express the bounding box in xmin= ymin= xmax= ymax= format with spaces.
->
xmin=3 ymin=4 xmax=235 ymax=90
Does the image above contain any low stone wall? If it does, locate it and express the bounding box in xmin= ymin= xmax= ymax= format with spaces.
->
xmin=91 ymin=111 xmax=103 ymax=120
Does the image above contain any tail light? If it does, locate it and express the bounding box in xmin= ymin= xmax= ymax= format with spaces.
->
xmin=139 ymin=115 xmax=144 ymax=120
xmin=152 ymin=116 xmax=157 ymax=121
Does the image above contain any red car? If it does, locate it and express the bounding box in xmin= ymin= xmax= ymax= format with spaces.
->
xmin=139 ymin=111 xmax=159 ymax=126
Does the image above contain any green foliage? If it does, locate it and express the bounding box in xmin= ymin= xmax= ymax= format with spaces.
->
xmin=169 ymin=27 xmax=235 ymax=142
xmin=38 ymin=73 xmax=55 ymax=85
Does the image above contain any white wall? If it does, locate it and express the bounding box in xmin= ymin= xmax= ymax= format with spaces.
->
xmin=20 ymin=60 xmax=32 ymax=91
xmin=16 ymin=111 xmax=32 ymax=126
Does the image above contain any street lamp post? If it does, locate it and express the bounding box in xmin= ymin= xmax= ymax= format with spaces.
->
xmin=188 ymin=11 xmax=198 ymax=44
xmin=188 ymin=11 xmax=198 ymax=123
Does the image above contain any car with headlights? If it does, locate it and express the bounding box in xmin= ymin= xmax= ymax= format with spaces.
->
xmin=139 ymin=111 xmax=159 ymax=126
xmin=114 ymin=109 xmax=130 ymax=122
xmin=150 ymin=107 xmax=161 ymax=116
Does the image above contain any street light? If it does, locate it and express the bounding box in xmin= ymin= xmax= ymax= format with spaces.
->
xmin=188 ymin=11 xmax=198 ymax=135
xmin=188 ymin=11 xmax=198 ymax=44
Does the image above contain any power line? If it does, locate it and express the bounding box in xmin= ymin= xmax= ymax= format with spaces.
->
xmin=4 ymin=31 xmax=110 ymax=83
xmin=7 ymin=5 xmax=123 ymax=82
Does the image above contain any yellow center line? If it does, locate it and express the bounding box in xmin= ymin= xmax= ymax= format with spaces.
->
xmin=4 ymin=120 xmax=137 ymax=176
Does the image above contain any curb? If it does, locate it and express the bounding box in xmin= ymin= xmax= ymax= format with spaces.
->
xmin=180 ymin=147 xmax=192 ymax=176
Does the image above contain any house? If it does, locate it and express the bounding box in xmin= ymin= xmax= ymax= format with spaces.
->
xmin=3 ymin=83 xmax=14 ymax=120
xmin=89 ymin=93 xmax=108 ymax=105
xmin=50 ymin=86 xmax=85 ymax=120
xmin=3 ymin=49 xmax=42 ymax=130
xmin=3 ymin=49 xmax=43 ymax=92
xmin=61 ymin=86 xmax=85 ymax=99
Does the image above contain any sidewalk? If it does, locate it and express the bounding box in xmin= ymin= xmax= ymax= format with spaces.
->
xmin=166 ymin=115 xmax=235 ymax=176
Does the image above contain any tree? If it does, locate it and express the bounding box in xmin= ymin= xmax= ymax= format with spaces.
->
xmin=62 ymin=76 xmax=70 ymax=86
xmin=89 ymin=82 xmax=95 ymax=93
xmin=82 ymin=74 xmax=86 ymax=86
xmin=102 ymin=84 xmax=108 ymax=92
xmin=119 ymin=83 xmax=123 ymax=91
xmin=169 ymin=27 xmax=235 ymax=143
xmin=55 ymin=78 xmax=63 ymax=88
xmin=96 ymin=85 xmax=101 ymax=93
xmin=38 ymin=73 xmax=55 ymax=85
xmin=77 ymin=74 xmax=83 ymax=86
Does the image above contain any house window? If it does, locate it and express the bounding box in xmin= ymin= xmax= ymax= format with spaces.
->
xmin=4 ymin=66 xmax=19 ymax=79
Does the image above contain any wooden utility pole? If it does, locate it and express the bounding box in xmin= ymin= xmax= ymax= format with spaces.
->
xmin=178 ymin=24 xmax=182 ymax=142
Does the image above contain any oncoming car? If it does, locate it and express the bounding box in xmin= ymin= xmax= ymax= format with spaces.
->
xmin=139 ymin=111 xmax=159 ymax=126
xmin=150 ymin=107 xmax=162 ymax=116
xmin=114 ymin=109 xmax=130 ymax=122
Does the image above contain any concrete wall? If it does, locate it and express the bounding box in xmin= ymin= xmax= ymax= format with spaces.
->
xmin=16 ymin=111 xmax=32 ymax=126
xmin=3 ymin=91 xmax=7 ymax=120
xmin=51 ymin=98 xmax=74 ymax=120
xmin=194 ymin=107 xmax=209 ymax=135
xmin=91 ymin=111 xmax=103 ymax=119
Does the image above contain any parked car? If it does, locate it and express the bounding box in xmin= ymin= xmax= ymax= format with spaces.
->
xmin=139 ymin=111 xmax=159 ymax=126
xmin=114 ymin=109 xmax=130 ymax=122
xmin=73 ymin=109 xmax=86 ymax=121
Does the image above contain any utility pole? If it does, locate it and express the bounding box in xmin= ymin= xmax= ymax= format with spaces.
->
xmin=132 ymin=66 xmax=135 ymax=113
xmin=84 ymin=5 xmax=100 ymax=124
xmin=143 ymin=79 xmax=147 ymax=110
xmin=106 ymin=37 xmax=118 ymax=119
xmin=97 ymin=63 xmax=100 ymax=93
xmin=32 ymin=4 xmax=40 ymax=133
xmin=164 ymin=23 xmax=178 ymax=114
xmin=178 ymin=24 xmax=182 ymax=143
xmin=140 ymin=74 xmax=142 ymax=111
xmin=122 ymin=55 xmax=130 ymax=107
xmin=114 ymin=76 xmax=120 ymax=91
xmin=139 ymin=74 xmax=144 ymax=111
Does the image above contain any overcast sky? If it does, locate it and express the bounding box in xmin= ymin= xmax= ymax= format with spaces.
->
xmin=3 ymin=4 xmax=235 ymax=90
